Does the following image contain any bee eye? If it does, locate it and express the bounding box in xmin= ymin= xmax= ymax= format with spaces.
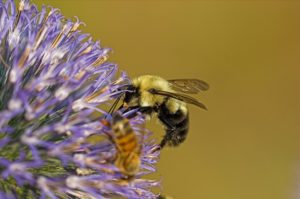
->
xmin=148 ymin=88 xmax=156 ymax=94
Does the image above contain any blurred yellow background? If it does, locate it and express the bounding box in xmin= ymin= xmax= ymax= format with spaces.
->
xmin=35 ymin=1 xmax=300 ymax=199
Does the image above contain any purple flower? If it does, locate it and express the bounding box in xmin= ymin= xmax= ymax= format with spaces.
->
xmin=0 ymin=0 xmax=160 ymax=198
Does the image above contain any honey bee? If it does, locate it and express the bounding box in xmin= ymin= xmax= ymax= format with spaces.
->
xmin=102 ymin=112 xmax=143 ymax=178
xmin=119 ymin=75 xmax=209 ymax=149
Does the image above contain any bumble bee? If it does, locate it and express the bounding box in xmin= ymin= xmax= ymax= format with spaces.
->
xmin=119 ymin=75 xmax=209 ymax=149
xmin=102 ymin=112 xmax=143 ymax=178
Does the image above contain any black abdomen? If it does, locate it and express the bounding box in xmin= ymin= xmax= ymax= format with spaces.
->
xmin=158 ymin=102 xmax=189 ymax=147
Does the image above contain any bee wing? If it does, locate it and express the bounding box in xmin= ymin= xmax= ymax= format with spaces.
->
xmin=168 ymin=79 xmax=209 ymax=94
xmin=148 ymin=88 xmax=207 ymax=110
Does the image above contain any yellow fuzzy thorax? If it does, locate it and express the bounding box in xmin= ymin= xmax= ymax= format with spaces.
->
xmin=132 ymin=75 xmax=187 ymax=114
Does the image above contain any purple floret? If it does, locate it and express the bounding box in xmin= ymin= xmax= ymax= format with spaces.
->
xmin=0 ymin=0 xmax=160 ymax=198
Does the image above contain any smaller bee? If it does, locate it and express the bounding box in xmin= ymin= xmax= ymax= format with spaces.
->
xmin=102 ymin=112 xmax=143 ymax=178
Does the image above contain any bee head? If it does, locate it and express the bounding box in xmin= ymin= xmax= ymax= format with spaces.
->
xmin=123 ymin=85 xmax=140 ymax=106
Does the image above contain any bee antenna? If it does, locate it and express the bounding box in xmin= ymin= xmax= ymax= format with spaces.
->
xmin=105 ymin=95 xmax=122 ymax=119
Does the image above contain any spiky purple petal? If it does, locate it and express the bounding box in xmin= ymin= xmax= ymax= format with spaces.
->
xmin=0 ymin=0 xmax=160 ymax=198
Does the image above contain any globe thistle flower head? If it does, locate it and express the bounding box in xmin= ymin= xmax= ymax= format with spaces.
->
xmin=0 ymin=0 xmax=160 ymax=198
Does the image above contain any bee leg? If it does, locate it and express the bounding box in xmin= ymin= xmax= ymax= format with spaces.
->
xmin=159 ymin=129 xmax=176 ymax=149
xmin=157 ymin=115 xmax=177 ymax=149
xmin=159 ymin=138 xmax=167 ymax=149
